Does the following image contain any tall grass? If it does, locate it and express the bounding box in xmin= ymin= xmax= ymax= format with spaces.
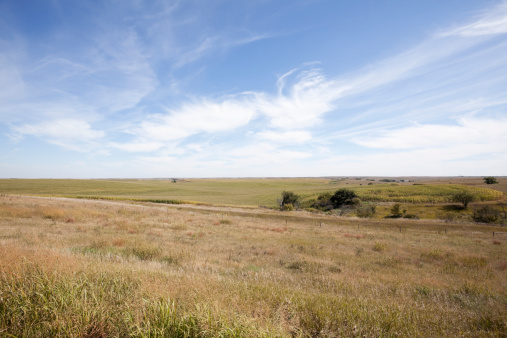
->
xmin=0 ymin=265 xmax=256 ymax=337
xmin=0 ymin=196 xmax=505 ymax=336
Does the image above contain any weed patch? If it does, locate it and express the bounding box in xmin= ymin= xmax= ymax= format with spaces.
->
xmin=125 ymin=243 xmax=161 ymax=261
xmin=372 ymin=242 xmax=386 ymax=252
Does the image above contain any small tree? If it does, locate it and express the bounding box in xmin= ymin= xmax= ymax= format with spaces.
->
xmin=452 ymin=190 xmax=475 ymax=209
xmin=330 ymin=189 xmax=358 ymax=208
xmin=483 ymin=177 xmax=498 ymax=184
xmin=277 ymin=191 xmax=300 ymax=210
xmin=389 ymin=203 xmax=403 ymax=218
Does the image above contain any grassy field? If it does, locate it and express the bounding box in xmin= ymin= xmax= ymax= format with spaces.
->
xmin=0 ymin=196 xmax=505 ymax=336
xmin=0 ymin=177 xmax=504 ymax=208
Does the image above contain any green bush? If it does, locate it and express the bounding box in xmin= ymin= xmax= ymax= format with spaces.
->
xmin=483 ymin=177 xmax=498 ymax=184
xmin=312 ymin=192 xmax=333 ymax=211
xmin=330 ymin=189 xmax=358 ymax=208
xmin=278 ymin=191 xmax=300 ymax=210
xmin=472 ymin=206 xmax=502 ymax=224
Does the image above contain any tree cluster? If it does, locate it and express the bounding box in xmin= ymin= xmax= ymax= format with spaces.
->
xmin=277 ymin=191 xmax=300 ymax=211
xmin=277 ymin=188 xmax=376 ymax=218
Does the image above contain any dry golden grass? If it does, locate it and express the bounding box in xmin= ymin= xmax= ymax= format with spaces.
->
xmin=0 ymin=195 xmax=506 ymax=336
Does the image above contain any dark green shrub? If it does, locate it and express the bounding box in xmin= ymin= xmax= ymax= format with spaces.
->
xmin=483 ymin=177 xmax=498 ymax=184
xmin=312 ymin=192 xmax=333 ymax=211
xmin=330 ymin=189 xmax=358 ymax=208
xmin=472 ymin=205 xmax=501 ymax=223
xmin=277 ymin=191 xmax=300 ymax=210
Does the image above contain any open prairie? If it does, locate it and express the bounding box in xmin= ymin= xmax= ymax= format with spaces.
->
xmin=1 ymin=177 xmax=505 ymax=223
xmin=0 ymin=193 xmax=506 ymax=336
xmin=0 ymin=177 xmax=504 ymax=206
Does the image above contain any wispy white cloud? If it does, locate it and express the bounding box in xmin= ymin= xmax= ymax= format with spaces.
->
xmin=0 ymin=54 xmax=25 ymax=103
xmin=109 ymin=141 xmax=164 ymax=153
xmin=320 ymin=140 xmax=507 ymax=177
xmin=256 ymin=130 xmax=312 ymax=144
xmin=443 ymin=2 xmax=507 ymax=37
xmin=258 ymin=68 xmax=341 ymax=129
xmin=10 ymin=119 xmax=105 ymax=152
xmin=11 ymin=119 xmax=104 ymax=142
xmin=173 ymin=33 xmax=271 ymax=69
xmin=218 ymin=142 xmax=313 ymax=167
xmin=2 ymin=1 xmax=507 ymax=177
xmin=173 ymin=36 xmax=219 ymax=69
xmin=137 ymin=1 xmax=507 ymax=149
xmin=128 ymin=67 xmax=336 ymax=147
xmin=138 ymin=98 xmax=257 ymax=141
xmin=352 ymin=117 xmax=507 ymax=150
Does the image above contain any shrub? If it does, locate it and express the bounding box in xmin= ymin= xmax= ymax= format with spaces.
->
xmin=330 ymin=189 xmax=358 ymax=208
xmin=277 ymin=191 xmax=300 ymax=210
xmin=388 ymin=203 xmax=403 ymax=218
xmin=312 ymin=192 xmax=333 ymax=211
xmin=282 ymin=203 xmax=294 ymax=211
xmin=373 ymin=242 xmax=386 ymax=252
xmin=472 ymin=205 xmax=502 ymax=224
xmin=350 ymin=197 xmax=361 ymax=205
xmin=356 ymin=204 xmax=376 ymax=218
xmin=483 ymin=177 xmax=498 ymax=184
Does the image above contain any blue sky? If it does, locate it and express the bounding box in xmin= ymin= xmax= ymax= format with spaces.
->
xmin=1 ymin=0 xmax=506 ymax=178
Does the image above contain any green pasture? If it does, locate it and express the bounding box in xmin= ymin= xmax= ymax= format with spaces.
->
xmin=0 ymin=178 xmax=338 ymax=207
xmin=0 ymin=178 xmax=503 ymax=207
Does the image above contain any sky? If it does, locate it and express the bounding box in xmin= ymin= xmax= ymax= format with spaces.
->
xmin=1 ymin=0 xmax=507 ymax=178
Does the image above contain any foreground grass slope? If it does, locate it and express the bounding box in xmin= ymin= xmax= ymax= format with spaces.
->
xmin=0 ymin=196 xmax=505 ymax=336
